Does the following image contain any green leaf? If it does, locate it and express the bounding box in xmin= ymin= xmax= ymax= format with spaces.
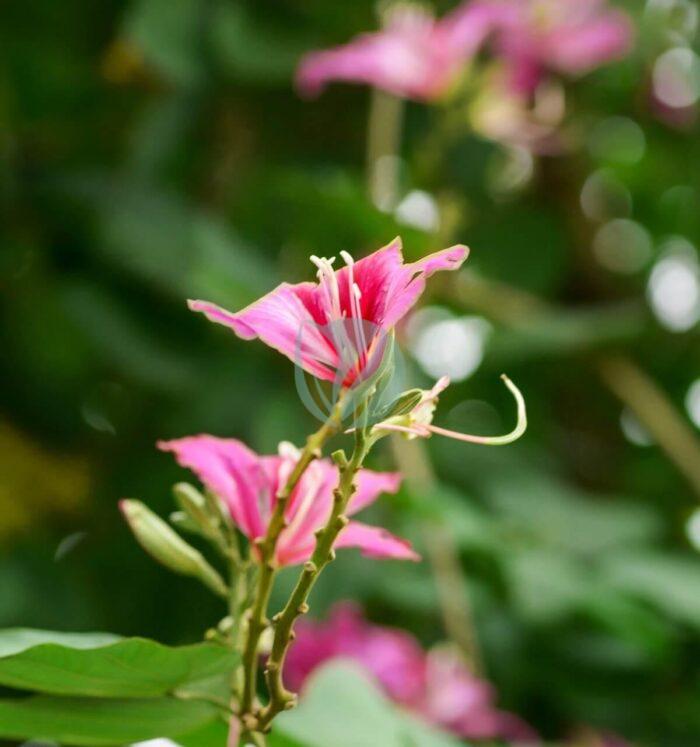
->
xmin=0 ymin=632 xmax=237 ymax=698
xmin=274 ymin=662 xmax=463 ymax=747
xmin=483 ymin=472 xmax=662 ymax=556
xmin=603 ymin=552 xmax=700 ymax=629
xmin=177 ymin=719 xmax=231 ymax=747
xmin=0 ymin=695 xmax=217 ymax=745
xmin=505 ymin=548 xmax=595 ymax=623
xmin=0 ymin=630 xmax=120 ymax=657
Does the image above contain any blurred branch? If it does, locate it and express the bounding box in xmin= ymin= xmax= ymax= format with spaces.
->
xmin=366 ymin=90 xmax=403 ymax=210
xmin=597 ymin=355 xmax=700 ymax=497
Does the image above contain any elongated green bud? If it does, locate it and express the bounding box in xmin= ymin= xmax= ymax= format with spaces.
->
xmin=169 ymin=510 xmax=199 ymax=534
xmin=120 ymin=499 xmax=227 ymax=598
xmin=172 ymin=482 xmax=220 ymax=539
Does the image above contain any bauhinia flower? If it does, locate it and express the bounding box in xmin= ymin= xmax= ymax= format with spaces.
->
xmin=479 ymin=0 xmax=634 ymax=95
xmin=189 ymin=238 xmax=467 ymax=387
xmin=158 ymin=437 xmax=417 ymax=566
xmin=284 ymin=604 xmax=538 ymax=742
xmin=295 ymin=3 xmax=502 ymax=101
xmin=372 ymin=374 xmax=527 ymax=445
xmin=295 ymin=0 xmax=633 ymax=102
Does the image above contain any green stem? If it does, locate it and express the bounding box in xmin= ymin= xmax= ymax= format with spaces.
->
xmin=238 ymin=398 xmax=346 ymax=723
xmin=366 ymin=88 xmax=404 ymax=211
xmin=258 ymin=428 xmax=370 ymax=730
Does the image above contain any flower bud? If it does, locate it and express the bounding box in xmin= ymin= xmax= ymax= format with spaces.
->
xmin=172 ymin=482 xmax=221 ymax=540
xmin=120 ymin=499 xmax=227 ymax=597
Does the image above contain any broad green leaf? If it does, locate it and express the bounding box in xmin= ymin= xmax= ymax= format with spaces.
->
xmin=0 ymin=630 xmax=120 ymax=657
xmin=0 ymin=632 xmax=237 ymax=698
xmin=482 ymin=472 xmax=662 ymax=556
xmin=505 ymin=548 xmax=594 ymax=623
xmin=0 ymin=695 xmax=217 ymax=745
xmin=177 ymin=719 xmax=231 ymax=747
xmin=274 ymin=661 xmax=463 ymax=747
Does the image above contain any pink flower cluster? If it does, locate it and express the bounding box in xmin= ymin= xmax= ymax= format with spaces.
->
xmin=285 ymin=603 xmax=538 ymax=743
xmin=296 ymin=0 xmax=633 ymax=102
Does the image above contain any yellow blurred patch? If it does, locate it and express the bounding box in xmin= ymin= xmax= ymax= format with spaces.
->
xmin=0 ymin=422 xmax=90 ymax=539
xmin=101 ymin=38 xmax=146 ymax=85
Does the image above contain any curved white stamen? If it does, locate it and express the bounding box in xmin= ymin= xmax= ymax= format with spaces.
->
xmin=351 ymin=283 xmax=369 ymax=371
xmin=425 ymin=375 xmax=526 ymax=445
xmin=339 ymin=251 xmax=368 ymax=376
xmin=310 ymin=255 xmax=342 ymax=324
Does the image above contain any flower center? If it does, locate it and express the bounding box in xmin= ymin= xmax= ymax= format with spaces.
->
xmin=310 ymin=252 xmax=370 ymax=378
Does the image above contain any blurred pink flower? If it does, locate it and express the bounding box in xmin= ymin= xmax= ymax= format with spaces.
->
xmin=285 ymin=603 xmax=538 ymax=743
xmin=482 ymin=0 xmax=634 ymax=94
xmin=296 ymin=3 xmax=502 ymax=101
xmin=296 ymin=0 xmax=632 ymax=102
xmin=189 ymin=238 xmax=467 ymax=385
xmin=158 ymin=438 xmax=417 ymax=566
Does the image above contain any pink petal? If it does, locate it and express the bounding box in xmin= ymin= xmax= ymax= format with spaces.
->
xmin=276 ymin=460 xmax=339 ymax=565
xmin=381 ymin=244 xmax=469 ymax=329
xmin=295 ymin=16 xmax=458 ymax=101
xmin=296 ymin=35 xmax=417 ymax=99
xmin=347 ymin=469 xmax=402 ymax=515
xmin=438 ymin=0 xmax=513 ymax=56
xmin=335 ymin=521 xmax=420 ymax=561
xmin=336 ymin=238 xmax=467 ymax=331
xmin=544 ymin=12 xmax=634 ymax=74
xmin=157 ymin=435 xmax=269 ymax=539
xmin=188 ymin=289 xmax=339 ymax=381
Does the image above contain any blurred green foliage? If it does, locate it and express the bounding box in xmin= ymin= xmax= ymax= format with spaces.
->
xmin=2 ymin=1 xmax=700 ymax=745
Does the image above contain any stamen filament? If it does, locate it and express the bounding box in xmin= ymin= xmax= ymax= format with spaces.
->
xmin=351 ymin=285 xmax=369 ymax=374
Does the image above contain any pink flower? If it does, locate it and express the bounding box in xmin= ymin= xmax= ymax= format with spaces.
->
xmin=296 ymin=4 xmax=502 ymax=101
xmin=483 ymin=0 xmax=634 ymax=94
xmin=158 ymin=438 xmax=417 ymax=567
xmin=296 ymin=0 xmax=633 ymax=102
xmin=285 ymin=604 xmax=538 ymax=743
xmin=188 ymin=238 xmax=467 ymax=386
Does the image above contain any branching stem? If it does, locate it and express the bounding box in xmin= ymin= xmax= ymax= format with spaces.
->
xmin=238 ymin=397 xmax=346 ymax=726
xmin=258 ymin=426 xmax=370 ymax=730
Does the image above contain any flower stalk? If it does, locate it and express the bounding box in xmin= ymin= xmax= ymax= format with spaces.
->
xmin=238 ymin=396 xmax=347 ymax=723
xmin=123 ymin=240 xmax=526 ymax=746
xmin=259 ymin=425 xmax=371 ymax=730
